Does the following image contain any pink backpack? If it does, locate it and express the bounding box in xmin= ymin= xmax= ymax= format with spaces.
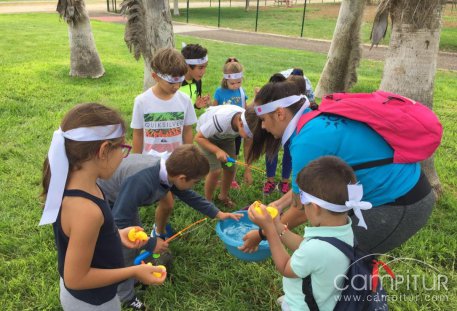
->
xmin=296 ymin=91 xmax=443 ymax=164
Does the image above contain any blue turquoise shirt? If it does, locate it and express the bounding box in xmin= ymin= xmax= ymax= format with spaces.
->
xmin=213 ymin=87 xmax=247 ymax=107
xmin=289 ymin=112 xmax=420 ymax=206
xmin=283 ymin=219 xmax=354 ymax=311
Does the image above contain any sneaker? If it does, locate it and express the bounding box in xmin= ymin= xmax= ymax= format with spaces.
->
xmin=279 ymin=181 xmax=290 ymax=194
xmin=124 ymin=296 xmax=146 ymax=311
xmin=263 ymin=181 xmax=277 ymax=195
xmin=231 ymin=180 xmax=241 ymax=190
xmin=276 ymin=295 xmax=285 ymax=307
xmin=151 ymin=223 xmax=174 ymax=240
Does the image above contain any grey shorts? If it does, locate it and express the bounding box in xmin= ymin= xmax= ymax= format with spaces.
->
xmin=199 ymin=138 xmax=236 ymax=172
xmin=60 ymin=278 xmax=121 ymax=311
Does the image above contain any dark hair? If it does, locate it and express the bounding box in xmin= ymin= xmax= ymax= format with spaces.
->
xmin=247 ymin=81 xmax=304 ymax=163
xmin=297 ymin=156 xmax=357 ymax=212
xmin=287 ymin=75 xmax=307 ymax=96
xmin=166 ymin=144 xmax=210 ymax=180
xmin=225 ymin=57 xmax=239 ymax=64
xmin=41 ymin=103 xmax=126 ymax=199
xmin=291 ymin=68 xmax=304 ymax=76
xmin=151 ymin=47 xmax=188 ymax=76
xmin=181 ymin=44 xmax=208 ymax=69
xmin=268 ymin=73 xmax=286 ymax=83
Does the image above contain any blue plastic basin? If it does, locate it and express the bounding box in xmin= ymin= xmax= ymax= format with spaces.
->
xmin=216 ymin=210 xmax=271 ymax=262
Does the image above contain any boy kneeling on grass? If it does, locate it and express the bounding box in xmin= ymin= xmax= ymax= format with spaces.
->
xmin=97 ymin=144 xmax=242 ymax=310
xmin=248 ymin=156 xmax=372 ymax=311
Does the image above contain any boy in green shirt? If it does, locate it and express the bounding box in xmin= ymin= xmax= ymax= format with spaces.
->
xmin=249 ymin=156 xmax=372 ymax=311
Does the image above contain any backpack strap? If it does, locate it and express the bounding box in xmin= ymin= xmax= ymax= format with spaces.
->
xmin=302 ymin=237 xmax=355 ymax=311
xmin=239 ymin=87 xmax=246 ymax=108
xmin=302 ymin=275 xmax=320 ymax=311
xmin=311 ymin=237 xmax=355 ymax=261
xmin=296 ymin=110 xmax=322 ymax=134
xmin=296 ymin=110 xmax=394 ymax=171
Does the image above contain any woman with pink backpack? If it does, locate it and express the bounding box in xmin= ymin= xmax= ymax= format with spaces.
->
xmin=240 ymin=80 xmax=440 ymax=254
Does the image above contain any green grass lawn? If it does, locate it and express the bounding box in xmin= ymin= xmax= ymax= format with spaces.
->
xmin=0 ymin=13 xmax=456 ymax=311
xmin=173 ymin=3 xmax=457 ymax=53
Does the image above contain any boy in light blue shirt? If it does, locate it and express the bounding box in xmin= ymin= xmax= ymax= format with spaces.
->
xmin=249 ymin=156 xmax=372 ymax=311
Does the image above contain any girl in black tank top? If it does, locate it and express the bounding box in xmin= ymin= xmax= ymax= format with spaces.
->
xmin=39 ymin=104 xmax=166 ymax=310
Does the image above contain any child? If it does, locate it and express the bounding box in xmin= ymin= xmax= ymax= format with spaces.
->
xmin=131 ymin=47 xmax=197 ymax=154
xmin=180 ymin=43 xmax=211 ymax=109
xmin=131 ymin=47 xmax=198 ymax=240
xmin=248 ymin=156 xmax=372 ymax=311
xmin=212 ymin=57 xmax=248 ymax=189
xmin=97 ymin=144 xmax=242 ymax=310
xmin=39 ymin=103 xmax=165 ymax=311
xmin=194 ymin=105 xmax=255 ymax=207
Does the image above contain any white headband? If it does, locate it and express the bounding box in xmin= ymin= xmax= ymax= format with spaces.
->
xmin=240 ymin=111 xmax=253 ymax=138
xmin=299 ymin=184 xmax=372 ymax=229
xmin=223 ymin=72 xmax=243 ymax=80
xmin=156 ymin=72 xmax=185 ymax=84
xmin=185 ymin=55 xmax=208 ymax=65
xmin=255 ymin=95 xmax=304 ymax=116
xmin=39 ymin=124 xmax=124 ymax=226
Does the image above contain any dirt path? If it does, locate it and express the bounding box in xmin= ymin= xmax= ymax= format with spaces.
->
xmin=2 ymin=1 xmax=456 ymax=71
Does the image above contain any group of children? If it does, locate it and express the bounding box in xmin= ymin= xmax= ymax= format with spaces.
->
xmin=39 ymin=44 xmax=368 ymax=311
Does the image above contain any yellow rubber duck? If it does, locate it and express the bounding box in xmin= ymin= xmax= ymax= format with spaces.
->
xmin=147 ymin=263 xmax=167 ymax=278
xmin=253 ymin=201 xmax=278 ymax=219
xmin=128 ymin=228 xmax=149 ymax=242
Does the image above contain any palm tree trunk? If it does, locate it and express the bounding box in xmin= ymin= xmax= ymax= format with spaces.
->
xmin=173 ymin=0 xmax=180 ymax=16
xmin=57 ymin=0 xmax=104 ymax=78
xmin=315 ymin=0 xmax=365 ymax=98
xmin=121 ymin=0 xmax=174 ymax=90
xmin=380 ymin=0 xmax=444 ymax=195
xmin=68 ymin=15 xmax=105 ymax=78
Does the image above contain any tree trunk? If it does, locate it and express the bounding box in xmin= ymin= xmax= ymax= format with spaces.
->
xmin=379 ymin=0 xmax=444 ymax=195
xmin=245 ymin=0 xmax=250 ymax=11
xmin=122 ymin=0 xmax=174 ymax=90
xmin=173 ymin=0 xmax=180 ymax=16
xmin=142 ymin=0 xmax=174 ymax=90
xmin=58 ymin=0 xmax=104 ymax=78
xmin=315 ymin=0 xmax=365 ymax=98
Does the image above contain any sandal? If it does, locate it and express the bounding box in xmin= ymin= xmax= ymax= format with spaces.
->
xmin=216 ymin=195 xmax=235 ymax=209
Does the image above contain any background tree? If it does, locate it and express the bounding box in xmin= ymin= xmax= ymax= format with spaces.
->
xmin=373 ymin=0 xmax=447 ymax=194
xmin=121 ymin=0 xmax=174 ymax=90
xmin=173 ymin=0 xmax=180 ymax=16
xmin=315 ymin=0 xmax=366 ymax=97
xmin=57 ymin=0 xmax=105 ymax=78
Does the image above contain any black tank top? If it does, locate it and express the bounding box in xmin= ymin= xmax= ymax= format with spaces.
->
xmin=53 ymin=189 xmax=125 ymax=305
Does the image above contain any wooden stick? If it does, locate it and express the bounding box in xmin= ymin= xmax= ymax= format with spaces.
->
xmin=165 ymin=217 xmax=208 ymax=243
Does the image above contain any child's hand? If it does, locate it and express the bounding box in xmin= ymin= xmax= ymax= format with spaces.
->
xmin=134 ymin=264 xmax=167 ymax=286
xmin=238 ymin=230 xmax=261 ymax=253
xmin=216 ymin=211 xmax=243 ymax=221
xmin=248 ymin=203 xmax=274 ymax=228
xmin=195 ymin=94 xmax=210 ymax=109
xmin=119 ymin=226 xmax=149 ymax=249
xmin=216 ymin=150 xmax=229 ymax=162
xmin=153 ymin=237 xmax=169 ymax=254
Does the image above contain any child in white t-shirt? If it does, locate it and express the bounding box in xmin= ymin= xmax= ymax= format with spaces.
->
xmin=194 ymin=105 xmax=256 ymax=207
xmin=131 ymin=47 xmax=197 ymax=239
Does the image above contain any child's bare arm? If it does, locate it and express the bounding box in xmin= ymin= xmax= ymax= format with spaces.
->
xmin=273 ymin=220 xmax=304 ymax=252
xmin=263 ymin=223 xmax=299 ymax=278
xmin=62 ymin=199 xmax=165 ymax=289
xmin=194 ymin=132 xmax=227 ymax=161
xmin=132 ymin=129 xmax=143 ymax=153
xmin=182 ymin=125 xmax=194 ymax=144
